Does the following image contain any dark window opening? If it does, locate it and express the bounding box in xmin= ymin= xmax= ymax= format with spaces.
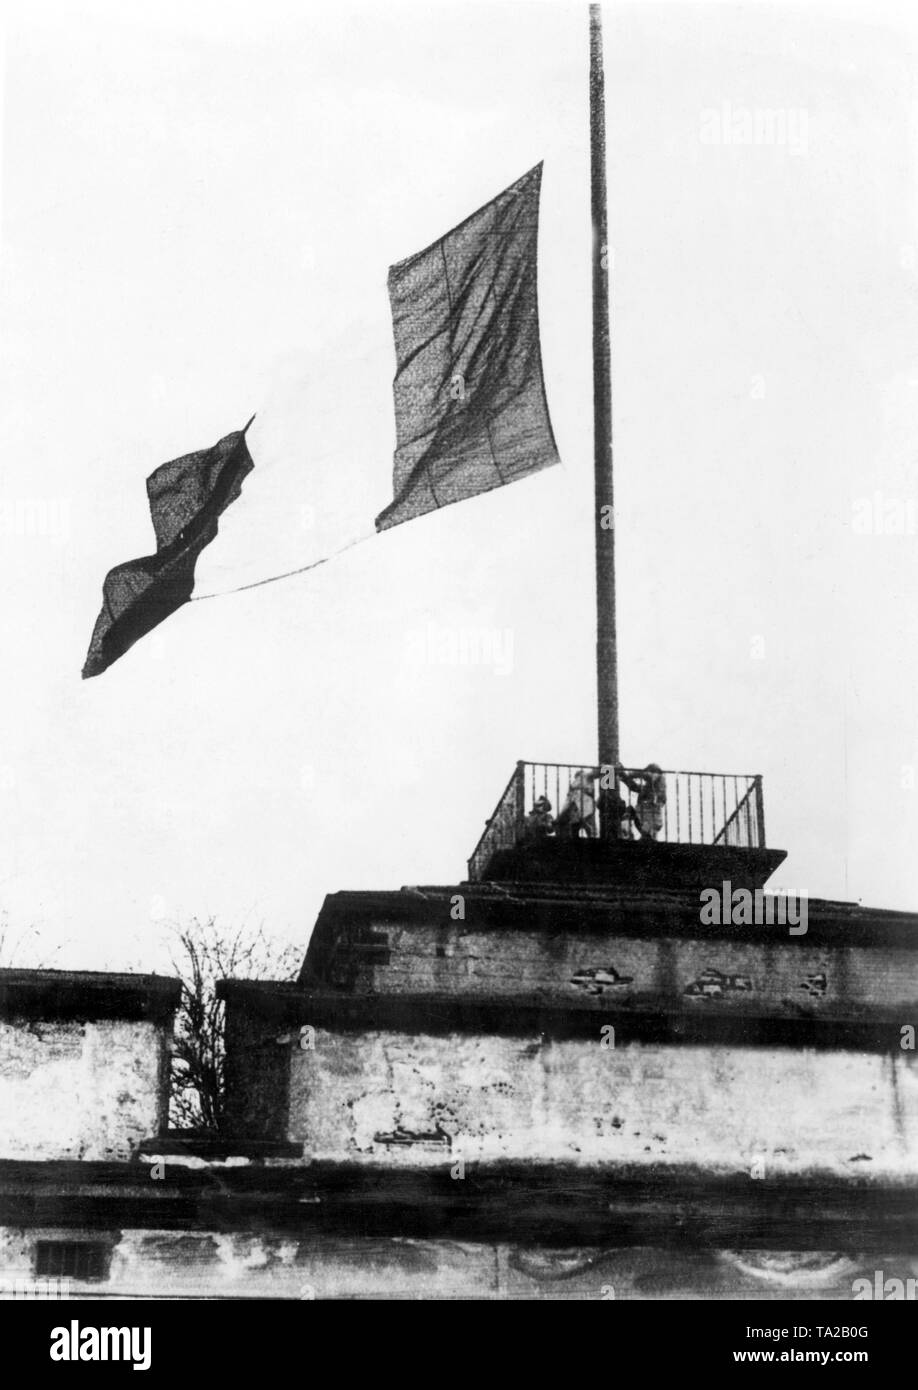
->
xmin=34 ymin=1240 xmax=110 ymax=1282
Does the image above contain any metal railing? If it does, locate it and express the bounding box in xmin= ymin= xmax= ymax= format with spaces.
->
xmin=712 ymin=777 xmax=765 ymax=849
xmin=468 ymin=762 xmax=765 ymax=880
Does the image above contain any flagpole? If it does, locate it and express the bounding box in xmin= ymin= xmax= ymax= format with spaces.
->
xmin=590 ymin=2 xmax=619 ymax=772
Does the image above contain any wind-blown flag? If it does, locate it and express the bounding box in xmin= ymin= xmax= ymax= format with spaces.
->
xmin=377 ymin=161 xmax=559 ymax=530
xmin=82 ymin=163 xmax=559 ymax=676
xmin=82 ymin=423 xmax=254 ymax=678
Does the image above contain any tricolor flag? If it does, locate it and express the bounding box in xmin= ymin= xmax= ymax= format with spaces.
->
xmin=82 ymin=163 xmax=559 ymax=678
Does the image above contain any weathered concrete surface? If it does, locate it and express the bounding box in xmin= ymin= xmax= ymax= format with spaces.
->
xmin=0 ymin=1226 xmax=915 ymax=1299
xmin=284 ymin=1031 xmax=918 ymax=1178
xmin=312 ymin=918 xmax=918 ymax=1021
xmin=0 ymin=1018 xmax=169 ymax=1161
xmin=223 ymin=995 xmax=290 ymax=1142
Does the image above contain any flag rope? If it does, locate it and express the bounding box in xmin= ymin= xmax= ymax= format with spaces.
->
xmin=189 ymin=531 xmax=374 ymax=600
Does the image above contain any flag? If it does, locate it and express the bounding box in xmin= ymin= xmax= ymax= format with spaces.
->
xmin=82 ymin=422 xmax=254 ymax=678
xmin=376 ymin=161 xmax=559 ymax=530
xmin=82 ymin=165 xmax=560 ymax=674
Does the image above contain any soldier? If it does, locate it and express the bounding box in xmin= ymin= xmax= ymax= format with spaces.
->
xmin=556 ymin=768 xmax=598 ymax=838
xmin=617 ymin=763 xmax=667 ymax=840
xmin=520 ymin=795 xmax=554 ymax=844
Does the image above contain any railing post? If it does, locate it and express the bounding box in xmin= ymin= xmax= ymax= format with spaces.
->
xmin=754 ymin=775 xmax=765 ymax=847
xmin=515 ymin=761 xmax=526 ymax=838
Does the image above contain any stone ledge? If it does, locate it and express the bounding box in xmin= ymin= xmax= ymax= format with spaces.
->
xmin=135 ymin=1134 xmax=303 ymax=1162
xmin=217 ymin=979 xmax=916 ymax=1049
xmin=0 ymin=1158 xmax=916 ymax=1249
xmin=0 ymin=969 xmax=182 ymax=1023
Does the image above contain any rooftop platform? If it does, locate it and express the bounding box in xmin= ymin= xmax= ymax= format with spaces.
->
xmin=468 ymin=761 xmax=786 ymax=889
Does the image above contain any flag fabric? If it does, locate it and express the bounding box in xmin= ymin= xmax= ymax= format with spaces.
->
xmin=376 ymin=162 xmax=559 ymax=531
xmin=82 ymin=423 xmax=254 ymax=678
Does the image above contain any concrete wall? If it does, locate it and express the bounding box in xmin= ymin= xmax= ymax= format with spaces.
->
xmin=1 ymin=1226 xmax=914 ymax=1300
xmin=285 ymin=1030 xmax=918 ymax=1178
xmin=0 ymin=1017 xmax=169 ymax=1161
xmin=223 ymin=997 xmax=289 ymax=1141
xmin=335 ymin=919 xmax=918 ymax=1019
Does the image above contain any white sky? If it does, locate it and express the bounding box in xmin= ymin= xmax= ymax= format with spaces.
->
xmin=1 ymin=0 xmax=917 ymax=972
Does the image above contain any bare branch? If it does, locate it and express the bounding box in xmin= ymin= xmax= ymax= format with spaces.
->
xmin=165 ymin=916 xmax=299 ymax=1133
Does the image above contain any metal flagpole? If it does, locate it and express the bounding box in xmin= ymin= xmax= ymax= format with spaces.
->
xmin=590 ymin=2 xmax=619 ymax=772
